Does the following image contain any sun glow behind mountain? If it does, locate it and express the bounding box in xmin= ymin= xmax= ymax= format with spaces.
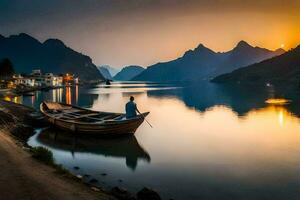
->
xmin=0 ymin=0 xmax=300 ymax=67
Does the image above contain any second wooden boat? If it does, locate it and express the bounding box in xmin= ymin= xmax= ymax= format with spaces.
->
xmin=40 ymin=101 xmax=149 ymax=136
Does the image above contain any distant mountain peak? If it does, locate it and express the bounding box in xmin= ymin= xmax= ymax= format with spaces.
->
xmin=15 ymin=33 xmax=35 ymax=39
xmin=97 ymin=66 xmax=112 ymax=80
xmin=184 ymin=43 xmax=215 ymax=57
xmin=194 ymin=43 xmax=214 ymax=52
xmin=98 ymin=65 xmax=120 ymax=77
xmin=43 ymin=38 xmax=66 ymax=47
xmin=134 ymin=40 xmax=285 ymax=82
xmin=115 ymin=65 xmax=144 ymax=81
xmin=196 ymin=43 xmax=206 ymax=49
xmin=235 ymin=40 xmax=253 ymax=49
xmin=8 ymin=33 xmax=40 ymax=43
xmin=212 ymin=43 xmax=300 ymax=85
xmin=274 ymin=48 xmax=286 ymax=54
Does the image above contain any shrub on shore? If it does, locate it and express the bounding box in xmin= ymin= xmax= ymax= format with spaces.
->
xmin=31 ymin=146 xmax=54 ymax=165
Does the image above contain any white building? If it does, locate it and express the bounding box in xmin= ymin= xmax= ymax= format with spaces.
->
xmin=13 ymin=75 xmax=35 ymax=87
xmin=34 ymin=77 xmax=45 ymax=87
xmin=44 ymin=73 xmax=63 ymax=87
xmin=14 ymin=70 xmax=63 ymax=88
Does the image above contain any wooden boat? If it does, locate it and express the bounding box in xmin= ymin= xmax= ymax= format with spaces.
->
xmin=40 ymin=101 xmax=149 ymax=135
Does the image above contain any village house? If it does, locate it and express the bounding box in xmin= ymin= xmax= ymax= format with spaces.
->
xmin=44 ymin=73 xmax=63 ymax=87
xmin=13 ymin=70 xmax=64 ymax=88
xmin=13 ymin=74 xmax=35 ymax=87
xmin=63 ymin=73 xmax=75 ymax=86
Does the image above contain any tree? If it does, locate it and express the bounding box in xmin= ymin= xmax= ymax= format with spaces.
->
xmin=0 ymin=58 xmax=15 ymax=79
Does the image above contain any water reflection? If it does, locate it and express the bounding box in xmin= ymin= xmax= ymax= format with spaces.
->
xmin=51 ymin=88 xmax=63 ymax=102
xmin=18 ymin=82 xmax=300 ymax=199
xmin=66 ymin=86 xmax=71 ymax=104
xmin=36 ymin=128 xmax=151 ymax=170
xmin=14 ymin=86 xmax=96 ymax=109
xmin=75 ymin=85 xmax=79 ymax=104
xmin=147 ymin=82 xmax=300 ymax=117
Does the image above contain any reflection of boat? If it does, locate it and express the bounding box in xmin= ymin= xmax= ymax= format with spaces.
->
xmin=37 ymin=129 xmax=151 ymax=169
xmin=40 ymin=102 xmax=149 ymax=135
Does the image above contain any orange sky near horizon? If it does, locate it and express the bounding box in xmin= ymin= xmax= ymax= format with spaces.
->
xmin=1 ymin=0 xmax=300 ymax=67
xmin=88 ymin=9 xmax=300 ymax=67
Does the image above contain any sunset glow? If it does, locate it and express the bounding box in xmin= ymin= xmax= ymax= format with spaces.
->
xmin=2 ymin=1 xmax=300 ymax=199
xmin=1 ymin=0 xmax=300 ymax=67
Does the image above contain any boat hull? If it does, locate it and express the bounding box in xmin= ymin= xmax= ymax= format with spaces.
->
xmin=40 ymin=102 xmax=149 ymax=136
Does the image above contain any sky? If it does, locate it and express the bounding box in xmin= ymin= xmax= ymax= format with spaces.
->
xmin=0 ymin=0 xmax=300 ymax=68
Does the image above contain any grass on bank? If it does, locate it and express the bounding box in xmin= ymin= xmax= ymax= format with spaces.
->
xmin=31 ymin=146 xmax=54 ymax=165
xmin=30 ymin=146 xmax=73 ymax=176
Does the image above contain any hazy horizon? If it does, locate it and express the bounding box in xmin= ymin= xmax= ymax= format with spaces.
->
xmin=1 ymin=0 xmax=300 ymax=68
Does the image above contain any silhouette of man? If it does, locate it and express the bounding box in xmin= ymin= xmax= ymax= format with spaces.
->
xmin=125 ymin=96 xmax=140 ymax=118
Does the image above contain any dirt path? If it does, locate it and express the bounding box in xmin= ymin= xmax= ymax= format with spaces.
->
xmin=0 ymin=130 xmax=116 ymax=200
xmin=0 ymin=100 xmax=116 ymax=200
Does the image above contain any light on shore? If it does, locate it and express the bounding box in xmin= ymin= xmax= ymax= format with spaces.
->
xmin=265 ymin=98 xmax=291 ymax=105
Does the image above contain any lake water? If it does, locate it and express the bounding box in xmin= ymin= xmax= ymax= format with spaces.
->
xmin=13 ymin=82 xmax=300 ymax=199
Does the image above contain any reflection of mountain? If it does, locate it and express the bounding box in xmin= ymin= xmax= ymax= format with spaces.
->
xmin=37 ymin=129 xmax=151 ymax=170
xmin=147 ymin=82 xmax=300 ymax=117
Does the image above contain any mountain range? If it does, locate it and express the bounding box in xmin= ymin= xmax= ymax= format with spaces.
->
xmin=212 ymin=45 xmax=300 ymax=86
xmin=0 ymin=58 xmax=14 ymax=79
xmin=0 ymin=33 xmax=104 ymax=81
xmin=98 ymin=65 xmax=120 ymax=77
xmin=132 ymin=41 xmax=285 ymax=82
xmin=97 ymin=66 xmax=113 ymax=80
xmin=114 ymin=66 xmax=144 ymax=81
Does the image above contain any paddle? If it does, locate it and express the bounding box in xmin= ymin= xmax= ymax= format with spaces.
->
xmin=137 ymin=110 xmax=153 ymax=128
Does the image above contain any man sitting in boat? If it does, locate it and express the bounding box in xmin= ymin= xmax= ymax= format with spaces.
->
xmin=126 ymin=96 xmax=140 ymax=118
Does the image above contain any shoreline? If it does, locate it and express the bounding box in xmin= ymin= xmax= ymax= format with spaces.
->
xmin=0 ymin=86 xmax=65 ymax=99
xmin=0 ymin=80 xmax=104 ymax=98
xmin=0 ymin=100 xmax=161 ymax=200
xmin=0 ymin=100 xmax=117 ymax=200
